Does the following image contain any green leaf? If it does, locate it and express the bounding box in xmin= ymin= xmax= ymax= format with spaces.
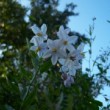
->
xmin=20 ymin=85 xmax=38 ymax=110
xmin=94 ymin=100 xmax=103 ymax=107
xmin=40 ymin=59 xmax=52 ymax=72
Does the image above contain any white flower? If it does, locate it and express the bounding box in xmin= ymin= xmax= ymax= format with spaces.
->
xmin=77 ymin=42 xmax=85 ymax=52
xmin=31 ymin=24 xmax=47 ymax=42
xmin=43 ymin=39 xmax=66 ymax=65
xmin=59 ymin=50 xmax=82 ymax=68
xmin=61 ymin=73 xmax=74 ymax=87
xmin=59 ymin=43 xmax=84 ymax=76
xmin=57 ymin=25 xmax=78 ymax=52
xmin=30 ymin=37 xmax=47 ymax=57
xmin=60 ymin=61 xmax=81 ymax=76
xmin=60 ymin=65 xmax=76 ymax=76
xmin=30 ymin=36 xmax=39 ymax=45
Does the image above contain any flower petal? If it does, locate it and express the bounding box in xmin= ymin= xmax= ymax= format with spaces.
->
xmin=67 ymin=44 xmax=75 ymax=52
xmin=41 ymin=24 xmax=47 ymax=34
xmin=30 ymin=46 xmax=37 ymax=51
xmin=38 ymin=51 xmax=43 ymax=57
xmin=77 ymin=43 xmax=85 ymax=51
xmin=47 ymin=39 xmax=54 ymax=48
xmin=60 ymin=66 xmax=68 ymax=72
xmin=58 ymin=49 xmax=67 ymax=58
xmin=68 ymin=36 xmax=78 ymax=44
xmin=44 ymin=35 xmax=48 ymax=40
xmin=59 ymin=26 xmax=67 ymax=39
xmin=74 ymin=61 xmax=82 ymax=69
xmin=55 ymin=39 xmax=62 ymax=48
xmin=68 ymin=68 xmax=76 ymax=76
xmin=30 ymin=36 xmax=38 ymax=45
xmin=40 ymin=43 xmax=47 ymax=49
xmin=57 ymin=31 xmax=63 ymax=39
xmin=31 ymin=24 xmax=40 ymax=34
xmin=65 ymin=28 xmax=71 ymax=34
xmin=59 ymin=25 xmax=64 ymax=32
xmin=51 ymin=55 xmax=58 ymax=65
xmin=59 ymin=58 xmax=65 ymax=65
xmin=43 ymin=50 xmax=51 ymax=58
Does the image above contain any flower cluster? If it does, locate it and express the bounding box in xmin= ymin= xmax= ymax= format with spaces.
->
xmin=30 ymin=24 xmax=84 ymax=87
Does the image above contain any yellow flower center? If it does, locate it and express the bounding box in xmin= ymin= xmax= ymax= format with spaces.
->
xmin=63 ymin=40 xmax=68 ymax=45
xmin=36 ymin=32 xmax=42 ymax=37
xmin=36 ymin=47 xmax=41 ymax=52
xmin=52 ymin=48 xmax=57 ymax=52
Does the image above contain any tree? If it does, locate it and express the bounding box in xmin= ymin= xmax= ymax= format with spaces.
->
xmin=0 ymin=0 xmax=31 ymax=109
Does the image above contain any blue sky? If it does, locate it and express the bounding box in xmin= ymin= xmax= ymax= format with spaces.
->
xmin=19 ymin=0 xmax=110 ymax=106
